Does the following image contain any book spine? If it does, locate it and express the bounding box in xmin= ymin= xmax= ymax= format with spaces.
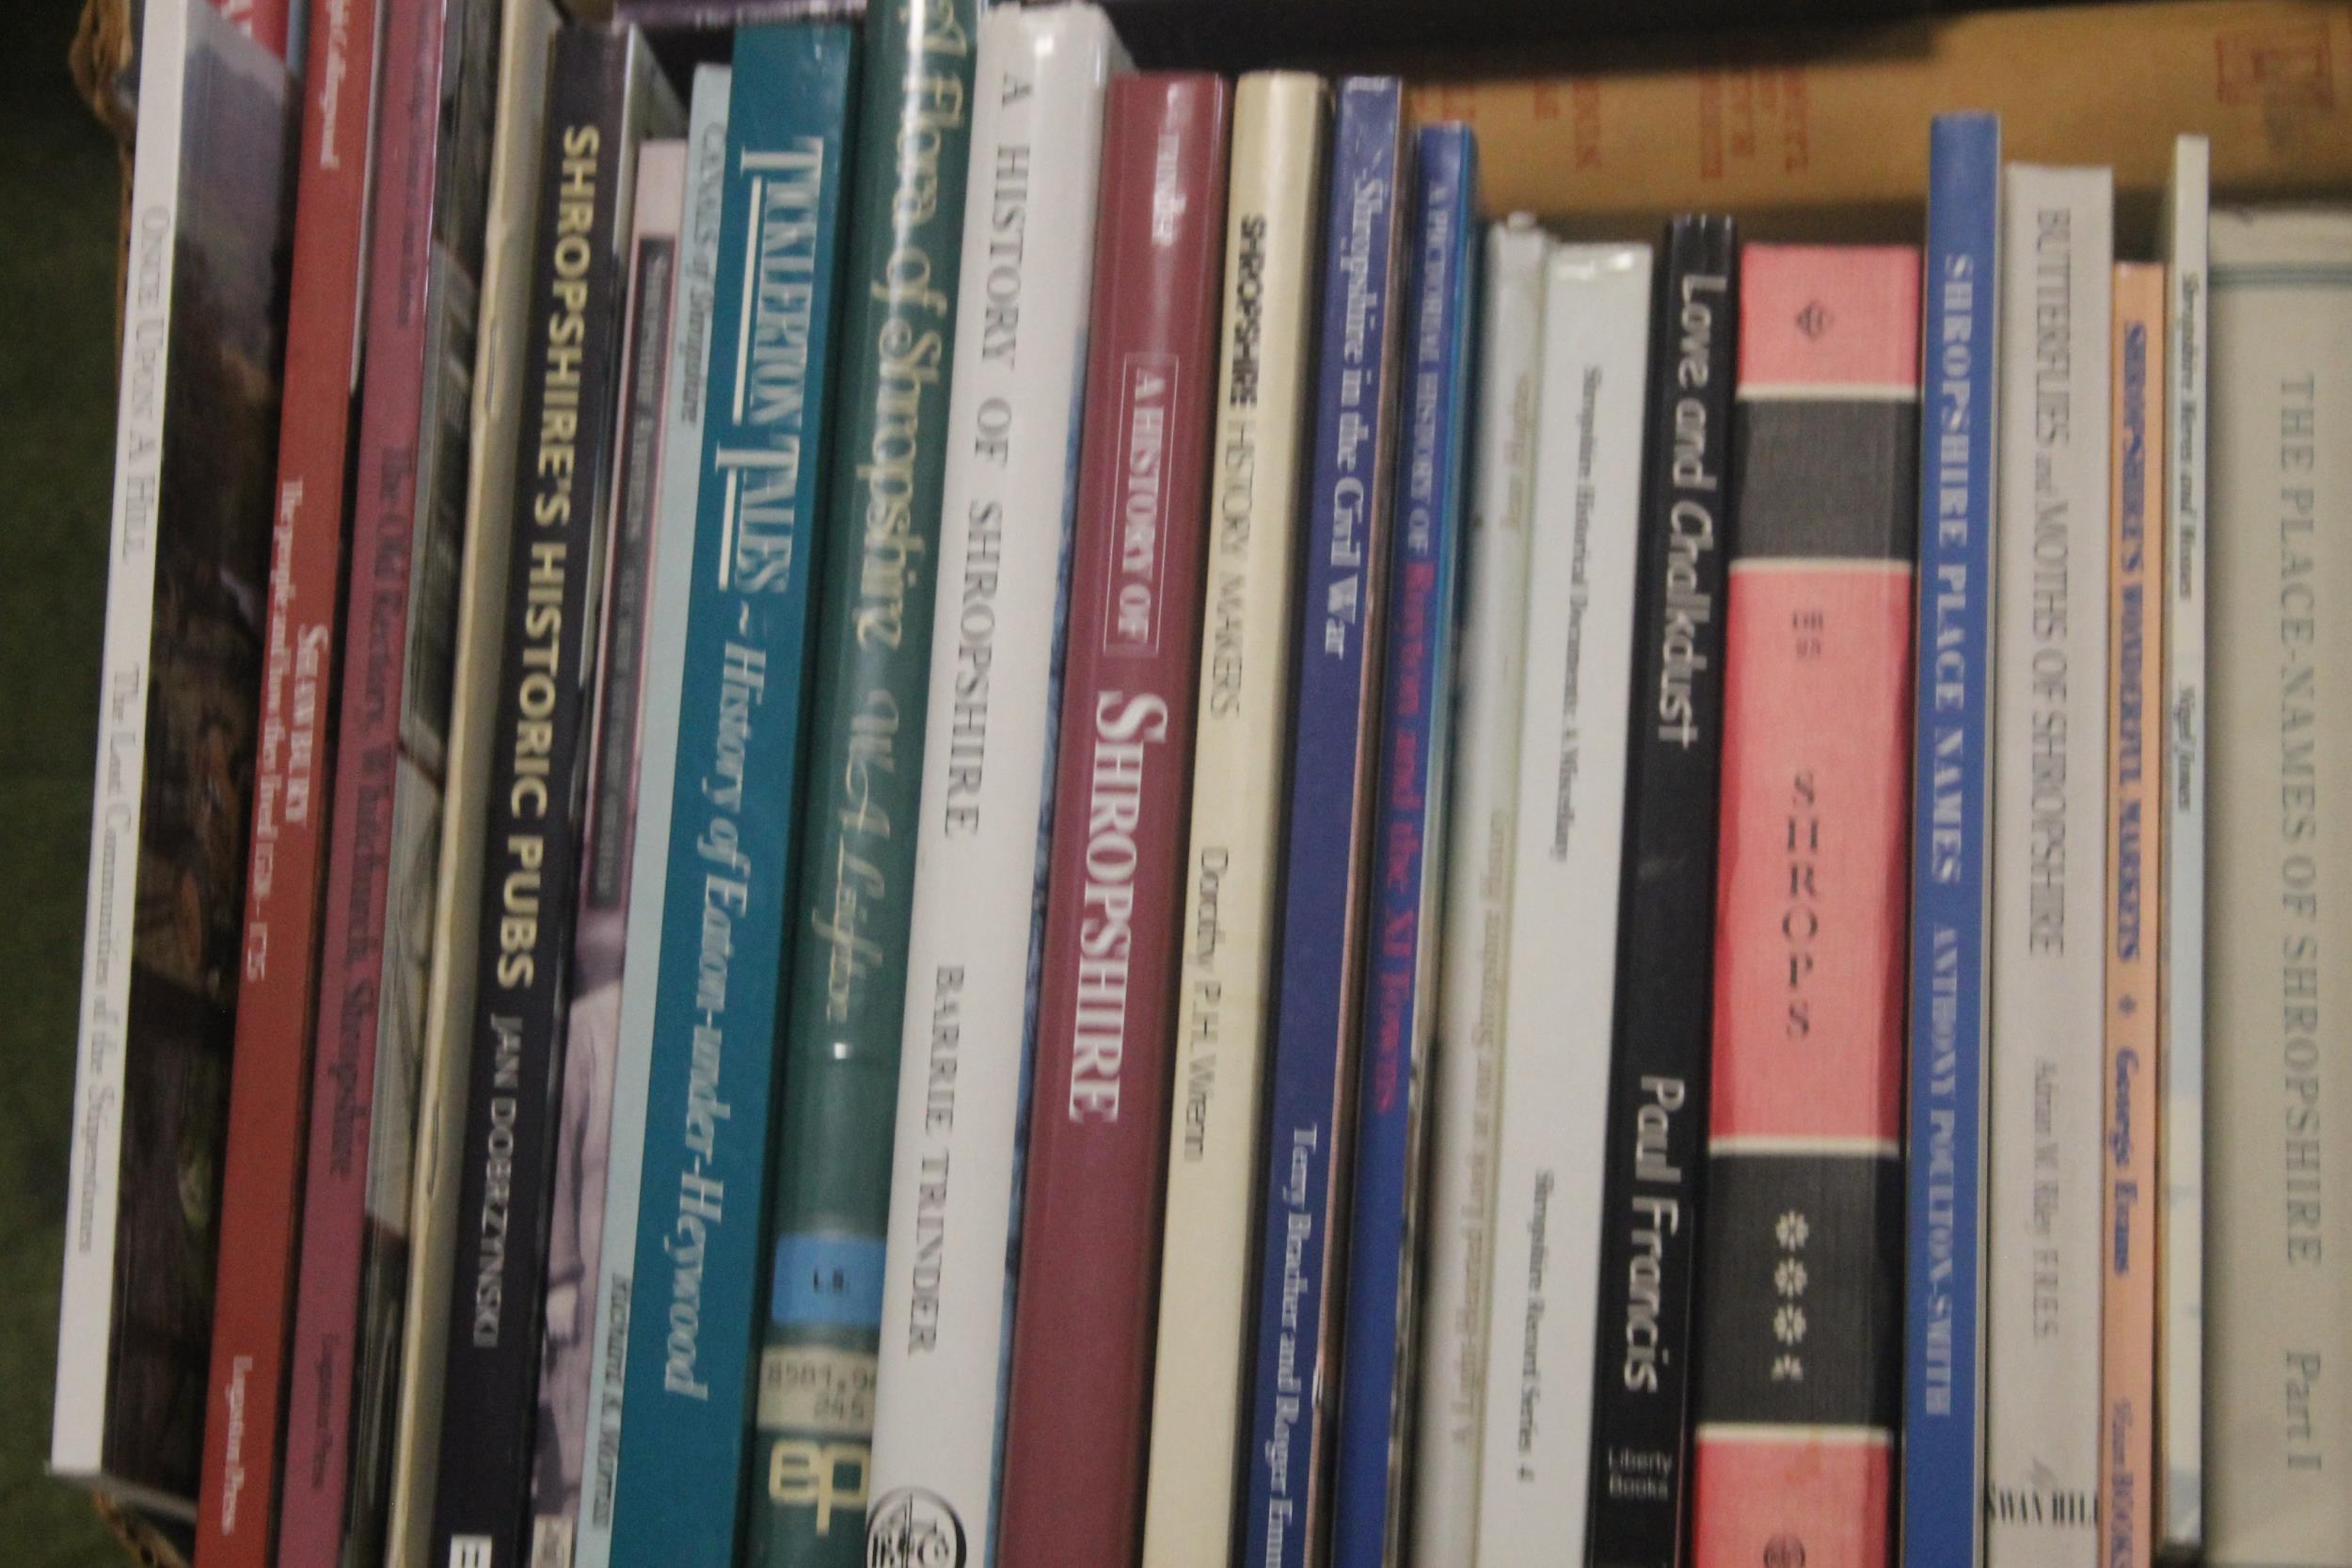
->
xmin=864 ymin=9 xmax=1119 ymax=1564
xmin=2102 ymin=259 xmax=2163 ymax=1568
xmin=384 ymin=7 xmax=562 ymax=1563
xmin=278 ymin=0 xmax=463 ymax=1554
xmin=1985 ymin=162 xmax=2110 ymax=1568
xmin=1687 ymin=242 xmax=1920 ymax=1568
xmin=1902 ymin=110 xmax=2000 ymax=1568
xmin=1138 ymin=67 xmax=1325 ymax=1568
xmin=991 ymin=70 xmax=1231 ymax=1568
xmin=2153 ymin=133 xmax=2206 ymax=1566
xmin=571 ymin=61 xmax=729 ymax=1568
xmin=1584 ymin=213 xmax=1739 ymax=1568
xmin=1404 ymin=1 xmax=2352 ymax=226
xmin=609 ymin=28 xmax=857 ymax=1568
xmin=746 ymin=4 xmax=980 ymax=1562
xmin=1330 ymin=121 xmax=1479 ymax=1568
xmin=1240 ymin=75 xmax=1408 ymax=1568
xmin=526 ymin=137 xmax=686 ymax=1568
xmin=428 ymin=30 xmax=639 ymax=1567
xmin=195 ymin=0 xmax=380 ymax=1558
xmin=52 ymin=0 xmax=206 ymax=1496
xmin=1472 ymin=239 xmax=1651 ymax=1567
xmin=2204 ymin=206 xmax=2352 ymax=1568
xmin=1410 ymin=214 xmax=1544 ymax=1568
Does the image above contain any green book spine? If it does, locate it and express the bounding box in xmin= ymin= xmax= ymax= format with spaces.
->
xmin=747 ymin=3 xmax=979 ymax=1565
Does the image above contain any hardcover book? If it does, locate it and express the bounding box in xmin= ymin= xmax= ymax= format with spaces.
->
xmin=1584 ymin=212 xmax=1739 ymax=1568
xmin=1473 ymin=238 xmax=1651 ymax=1568
xmin=427 ymin=28 xmax=680 ymax=1568
xmin=2101 ymin=258 xmax=2164 ymax=1568
xmin=865 ymin=9 xmax=1122 ymax=1566
xmin=196 ymin=1 xmax=378 ymax=1559
xmin=1139 ymin=66 xmax=1326 ymax=1568
xmin=571 ymin=59 xmax=732 ymax=1568
xmin=1688 ymin=243 xmax=1919 ymax=1568
xmin=383 ymin=7 xmax=563 ymax=1563
xmin=2153 ymin=134 xmax=2207 ymax=1566
xmin=1901 ymin=111 xmax=2001 ymax=1568
xmin=2203 ymin=204 xmax=2352 ymax=1568
xmin=52 ymin=0 xmax=294 ymax=1516
xmin=1411 ymin=213 xmax=1544 ymax=1568
xmin=1330 ymin=119 xmax=1479 ymax=1568
xmin=745 ymin=2 xmax=980 ymax=1563
xmin=1985 ymin=161 xmax=2110 ymax=1568
xmin=1240 ymin=75 xmax=1409 ymax=1568
xmin=608 ymin=29 xmax=858 ymax=1568
xmin=993 ymin=69 xmax=1232 ymax=1568
xmin=526 ymin=137 xmax=687 ymax=1568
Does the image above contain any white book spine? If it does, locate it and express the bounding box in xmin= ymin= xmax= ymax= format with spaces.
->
xmin=2204 ymin=205 xmax=2352 ymax=1568
xmin=383 ymin=6 xmax=559 ymax=1562
xmin=864 ymin=9 xmax=1120 ymax=1560
xmin=1985 ymin=163 xmax=2111 ymax=1568
xmin=2154 ymin=133 xmax=2207 ymax=1564
xmin=53 ymin=0 xmax=193 ymax=1483
xmin=1137 ymin=67 xmax=1326 ymax=1568
xmin=566 ymin=67 xmax=727 ymax=1568
xmin=1410 ymin=214 xmax=1546 ymax=1568
xmin=1474 ymin=241 xmax=1651 ymax=1566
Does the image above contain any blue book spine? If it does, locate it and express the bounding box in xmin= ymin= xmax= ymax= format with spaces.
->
xmin=1329 ymin=122 xmax=1479 ymax=1568
xmin=607 ymin=27 xmax=859 ymax=1568
xmin=1243 ymin=76 xmax=1410 ymax=1568
xmin=1903 ymin=109 xmax=2000 ymax=1568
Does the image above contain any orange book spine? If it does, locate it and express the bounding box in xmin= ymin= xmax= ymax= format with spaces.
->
xmin=2103 ymin=261 xmax=2166 ymax=1568
xmin=1408 ymin=0 xmax=2352 ymax=224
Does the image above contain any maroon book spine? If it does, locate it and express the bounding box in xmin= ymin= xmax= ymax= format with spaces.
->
xmin=277 ymin=0 xmax=452 ymax=1560
xmin=195 ymin=5 xmax=382 ymax=1565
xmin=994 ymin=71 xmax=1232 ymax=1568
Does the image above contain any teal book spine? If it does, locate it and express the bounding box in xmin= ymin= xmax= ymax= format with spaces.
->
xmin=748 ymin=1 xmax=979 ymax=1565
xmin=606 ymin=26 xmax=860 ymax=1568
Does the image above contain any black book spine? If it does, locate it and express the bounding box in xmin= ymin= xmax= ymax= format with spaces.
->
xmin=429 ymin=28 xmax=633 ymax=1568
xmin=1585 ymin=214 xmax=1740 ymax=1568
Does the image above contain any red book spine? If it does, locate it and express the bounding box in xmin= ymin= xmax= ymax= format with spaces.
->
xmin=995 ymin=71 xmax=1231 ymax=1568
xmin=195 ymin=4 xmax=381 ymax=1563
xmin=277 ymin=1 xmax=448 ymax=1560
xmin=1689 ymin=245 xmax=1921 ymax=1568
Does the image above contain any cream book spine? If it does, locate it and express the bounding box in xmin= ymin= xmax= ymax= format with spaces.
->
xmin=2203 ymin=204 xmax=2352 ymax=1568
xmin=1983 ymin=162 xmax=2110 ymax=1568
xmin=1136 ymin=68 xmax=1328 ymax=1568
xmin=2154 ymin=133 xmax=2207 ymax=1565
xmin=1474 ymin=241 xmax=1651 ymax=1566
xmin=1410 ymin=213 xmax=1546 ymax=1568
xmin=861 ymin=9 xmax=1122 ymax=1563
xmin=381 ymin=5 xmax=559 ymax=1562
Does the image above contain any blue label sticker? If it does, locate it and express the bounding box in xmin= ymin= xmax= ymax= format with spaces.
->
xmin=770 ymin=1233 xmax=888 ymax=1328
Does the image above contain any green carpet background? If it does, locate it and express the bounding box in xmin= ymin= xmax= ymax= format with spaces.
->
xmin=1 ymin=2 xmax=150 ymax=1562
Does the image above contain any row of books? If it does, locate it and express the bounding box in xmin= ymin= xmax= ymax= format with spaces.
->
xmin=46 ymin=3 xmax=2352 ymax=1568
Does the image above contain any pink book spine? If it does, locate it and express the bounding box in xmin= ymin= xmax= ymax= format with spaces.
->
xmin=1690 ymin=244 xmax=1921 ymax=1568
xmin=2102 ymin=261 xmax=2165 ymax=1568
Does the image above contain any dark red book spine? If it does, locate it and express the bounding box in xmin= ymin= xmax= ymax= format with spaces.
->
xmin=277 ymin=1 xmax=451 ymax=1560
xmin=994 ymin=71 xmax=1231 ymax=1568
xmin=1689 ymin=244 xmax=1921 ymax=1568
xmin=195 ymin=5 xmax=381 ymax=1564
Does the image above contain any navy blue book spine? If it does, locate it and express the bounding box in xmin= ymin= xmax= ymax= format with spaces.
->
xmin=1240 ymin=75 xmax=1410 ymax=1568
xmin=1327 ymin=120 xmax=1479 ymax=1568
xmin=1901 ymin=110 xmax=2000 ymax=1568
